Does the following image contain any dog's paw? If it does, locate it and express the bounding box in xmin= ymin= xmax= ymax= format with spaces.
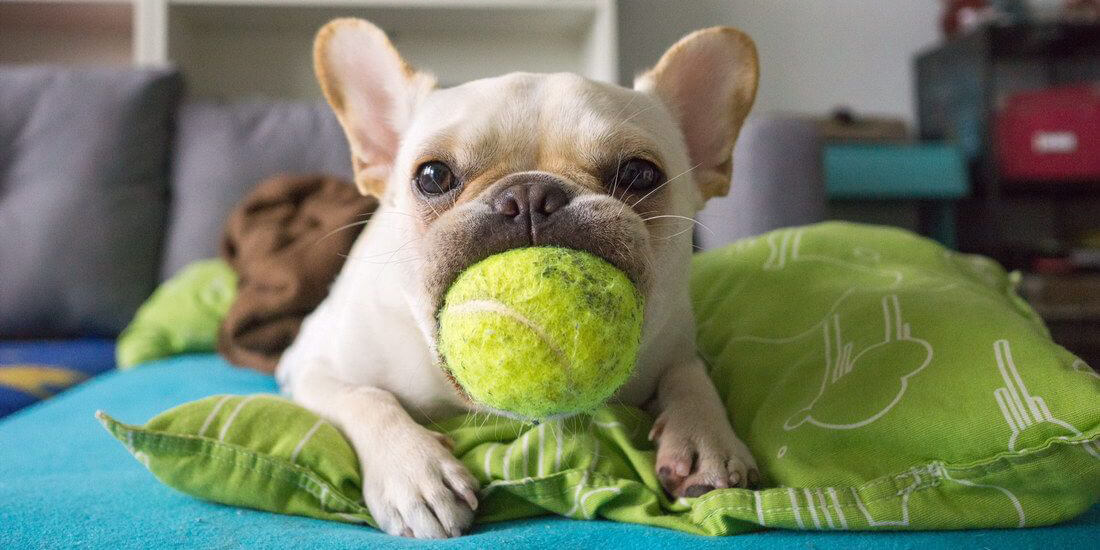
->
xmin=359 ymin=428 xmax=480 ymax=538
xmin=649 ymin=412 xmax=760 ymax=498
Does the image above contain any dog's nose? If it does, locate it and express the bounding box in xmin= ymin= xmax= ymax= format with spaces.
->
xmin=492 ymin=182 xmax=570 ymax=225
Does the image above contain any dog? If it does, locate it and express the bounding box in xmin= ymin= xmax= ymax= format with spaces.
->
xmin=277 ymin=18 xmax=760 ymax=539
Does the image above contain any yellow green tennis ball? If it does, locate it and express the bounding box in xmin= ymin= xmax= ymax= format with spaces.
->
xmin=437 ymin=247 xmax=644 ymax=420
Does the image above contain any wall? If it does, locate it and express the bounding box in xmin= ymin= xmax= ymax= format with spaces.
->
xmin=618 ymin=0 xmax=942 ymax=124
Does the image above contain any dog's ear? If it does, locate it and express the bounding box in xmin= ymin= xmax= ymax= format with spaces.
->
xmin=314 ymin=18 xmax=436 ymax=197
xmin=635 ymin=27 xmax=759 ymax=201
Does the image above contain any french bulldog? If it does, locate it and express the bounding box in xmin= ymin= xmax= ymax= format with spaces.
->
xmin=278 ymin=18 xmax=760 ymax=539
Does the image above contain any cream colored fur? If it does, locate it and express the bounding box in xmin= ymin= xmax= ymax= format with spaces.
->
xmin=279 ymin=19 xmax=760 ymax=539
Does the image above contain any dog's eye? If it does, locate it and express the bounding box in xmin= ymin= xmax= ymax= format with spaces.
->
xmin=414 ymin=161 xmax=458 ymax=196
xmin=612 ymin=158 xmax=664 ymax=193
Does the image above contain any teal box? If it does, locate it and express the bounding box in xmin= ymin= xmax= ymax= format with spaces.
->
xmin=824 ymin=144 xmax=969 ymax=199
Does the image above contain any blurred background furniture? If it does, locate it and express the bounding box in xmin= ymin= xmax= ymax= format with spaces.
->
xmin=823 ymin=143 xmax=969 ymax=247
xmin=0 ymin=0 xmax=618 ymax=96
xmin=698 ymin=115 xmax=970 ymax=249
xmin=697 ymin=116 xmax=827 ymax=250
xmin=915 ymin=20 xmax=1100 ymax=365
xmin=0 ymin=66 xmax=344 ymax=414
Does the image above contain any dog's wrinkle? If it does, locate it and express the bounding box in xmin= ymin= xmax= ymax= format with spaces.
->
xmin=421 ymin=202 xmax=651 ymax=320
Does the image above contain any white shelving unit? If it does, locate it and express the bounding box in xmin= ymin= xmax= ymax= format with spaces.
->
xmin=1 ymin=0 xmax=617 ymax=99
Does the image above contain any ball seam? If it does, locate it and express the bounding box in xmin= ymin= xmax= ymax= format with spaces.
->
xmin=445 ymin=299 xmax=572 ymax=373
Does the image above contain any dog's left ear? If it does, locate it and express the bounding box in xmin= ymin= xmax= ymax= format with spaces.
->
xmin=314 ymin=18 xmax=436 ymax=197
xmin=635 ymin=27 xmax=759 ymax=200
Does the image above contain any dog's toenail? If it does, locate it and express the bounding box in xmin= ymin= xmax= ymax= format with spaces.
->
xmin=748 ymin=470 xmax=761 ymax=488
xmin=684 ymin=484 xmax=714 ymax=497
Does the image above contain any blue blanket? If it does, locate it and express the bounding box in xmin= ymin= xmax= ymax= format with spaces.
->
xmin=0 ymin=354 xmax=1096 ymax=549
xmin=0 ymin=338 xmax=116 ymax=417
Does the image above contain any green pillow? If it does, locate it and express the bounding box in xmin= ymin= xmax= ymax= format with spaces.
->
xmin=100 ymin=223 xmax=1099 ymax=534
xmin=116 ymin=259 xmax=237 ymax=369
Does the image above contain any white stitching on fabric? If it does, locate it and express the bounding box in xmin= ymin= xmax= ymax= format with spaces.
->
xmin=198 ymin=396 xmax=233 ymax=438
xmin=218 ymin=395 xmax=261 ymax=441
xmin=788 ymin=488 xmax=805 ymax=528
xmin=802 ymin=488 xmax=821 ymax=528
xmin=290 ymin=419 xmax=326 ymax=465
xmin=828 ymin=488 xmax=848 ymax=529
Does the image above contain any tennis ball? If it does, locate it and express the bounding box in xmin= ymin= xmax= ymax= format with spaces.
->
xmin=437 ymin=247 xmax=644 ymax=420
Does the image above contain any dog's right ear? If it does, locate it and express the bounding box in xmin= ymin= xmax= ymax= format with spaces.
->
xmin=314 ymin=18 xmax=436 ymax=197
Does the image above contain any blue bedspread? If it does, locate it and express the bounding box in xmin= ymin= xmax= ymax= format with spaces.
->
xmin=0 ymin=338 xmax=116 ymax=417
xmin=0 ymin=354 xmax=1096 ymax=549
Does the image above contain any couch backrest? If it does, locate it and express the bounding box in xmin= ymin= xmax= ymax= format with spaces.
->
xmin=0 ymin=68 xmax=823 ymax=338
xmin=0 ymin=66 xmax=183 ymax=338
xmin=161 ymin=101 xmax=353 ymax=279
xmin=697 ymin=115 xmax=826 ymax=250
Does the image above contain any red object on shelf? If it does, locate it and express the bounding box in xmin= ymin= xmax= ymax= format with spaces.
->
xmin=994 ymin=83 xmax=1100 ymax=183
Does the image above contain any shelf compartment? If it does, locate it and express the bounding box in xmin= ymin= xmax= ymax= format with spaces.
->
xmin=165 ymin=0 xmax=615 ymax=99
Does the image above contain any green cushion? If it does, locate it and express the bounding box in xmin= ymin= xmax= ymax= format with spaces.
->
xmin=100 ymin=223 xmax=1099 ymax=534
xmin=116 ymin=259 xmax=237 ymax=369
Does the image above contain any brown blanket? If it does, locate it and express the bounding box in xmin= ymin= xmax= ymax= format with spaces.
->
xmin=218 ymin=174 xmax=375 ymax=373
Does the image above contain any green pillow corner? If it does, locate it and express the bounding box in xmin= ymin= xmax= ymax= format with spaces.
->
xmin=99 ymin=222 xmax=1100 ymax=535
xmin=116 ymin=259 xmax=238 ymax=369
xmin=692 ymin=222 xmax=1100 ymax=530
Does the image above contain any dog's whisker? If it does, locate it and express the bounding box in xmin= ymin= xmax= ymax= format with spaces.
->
xmin=656 ymin=226 xmax=696 ymax=241
xmin=616 ymin=171 xmax=644 ymax=215
xmin=366 ymin=210 xmax=416 ymax=219
xmin=629 ymin=162 xmax=702 ymax=211
xmin=344 ymin=257 xmax=422 ymax=266
xmin=372 ymin=237 xmax=424 ymax=284
xmin=617 ymin=103 xmax=659 ymax=129
xmin=311 ymin=219 xmax=374 ymax=246
xmin=339 ymin=237 xmax=423 ymax=260
xmin=609 ymin=149 xmax=625 ymax=202
xmin=642 ymin=214 xmax=716 ymax=236
xmin=609 ymin=93 xmax=639 ymax=129
xmin=338 ymin=248 xmax=420 ymax=260
xmin=423 ymin=198 xmax=440 ymax=219
xmin=380 ymin=254 xmax=422 ymax=266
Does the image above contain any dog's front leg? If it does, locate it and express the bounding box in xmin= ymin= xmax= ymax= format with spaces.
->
xmin=291 ymin=368 xmax=479 ymax=538
xmin=648 ymin=358 xmax=759 ymax=497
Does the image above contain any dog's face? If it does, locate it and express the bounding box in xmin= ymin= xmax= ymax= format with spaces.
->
xmin=315 ymin=20 xmax=757 ymax=317
xmin=401 ymin=73 xmax=684 ymax=306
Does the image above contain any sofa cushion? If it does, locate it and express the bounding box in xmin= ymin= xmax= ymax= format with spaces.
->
xmin=0 ymin=66 xmax=183 ymax=337
xmin=161 ymin=101 xmax=353 ymax=279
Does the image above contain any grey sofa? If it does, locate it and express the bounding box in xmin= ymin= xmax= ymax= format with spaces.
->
xmin=0 ymin=65 xmax=823 ymax=340
xmin=0 ymin=67 xmax=353 ymax=339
